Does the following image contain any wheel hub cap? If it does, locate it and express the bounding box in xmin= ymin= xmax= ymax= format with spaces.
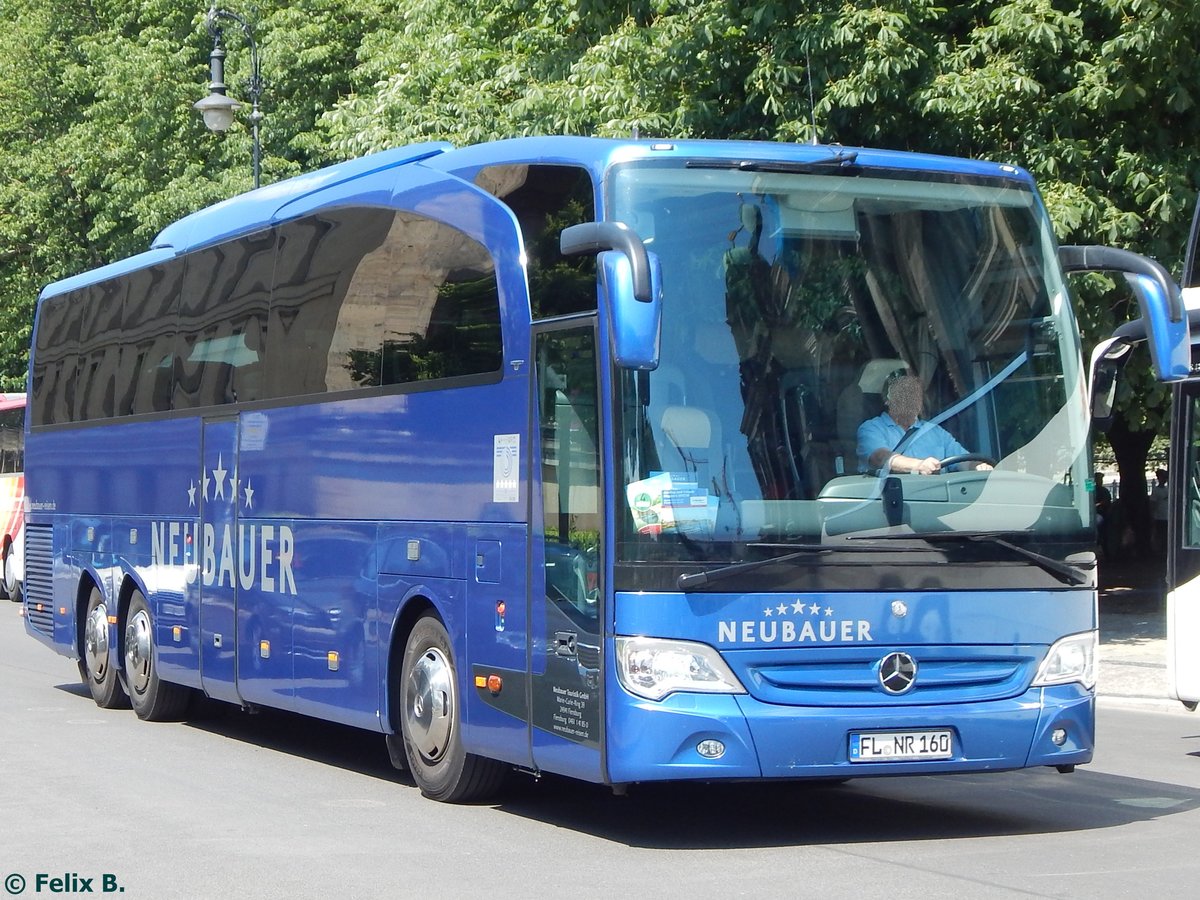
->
xmin=125 ymin=609 xmax=152 ymax=695
xmin=84 ymin=603 xmax=109 ymax=681
xmin=406 ymin=647 xmax=453 ymax=762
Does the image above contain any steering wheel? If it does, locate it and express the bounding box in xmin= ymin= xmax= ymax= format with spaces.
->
xmin=938 ymin=453 xmax=997 ymax=469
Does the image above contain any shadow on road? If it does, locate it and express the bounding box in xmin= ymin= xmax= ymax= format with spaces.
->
xmin=492 ymin=768 xmax=1200 ymax=849
xmin=52 ymin=675 xmax=1200 ymax=849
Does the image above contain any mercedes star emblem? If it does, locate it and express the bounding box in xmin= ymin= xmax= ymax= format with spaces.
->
xmin=879 ymin=651 xmax=918 ymax=694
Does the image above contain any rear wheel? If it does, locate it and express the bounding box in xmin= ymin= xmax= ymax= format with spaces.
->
xmin=1 ymin=542 xmax=14 ymax=602
xmin=400 ymin=614 xmax=505 ymax=802
xmin=124 ymin=590 xmax=191 ymax=721
xmin=80 ymin=587 xmax=128 ymax=709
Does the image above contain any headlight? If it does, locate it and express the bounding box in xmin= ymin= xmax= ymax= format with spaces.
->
xmin=1032 ymin=631 xmax=1097 ymax=690
xmin=615 ymin=635 xmax=746 ymax=701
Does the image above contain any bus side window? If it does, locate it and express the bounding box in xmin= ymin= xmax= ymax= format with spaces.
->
xmin=269 ymin=207 xmax=502 ymax=397
xmin=30 ymin=289 xmax=81 ymax=427
xmin=175 ymin=230 xmax=274 ymax=410
xmin=77 ymin=277 xmax=125 ymax=421
xmin=0 ymin=408 xmax=21 ymax=474
xmin=475 ymin=164 xmax=596 ymax=319
xmin=118 ymin=260 xmax=183 ymax=416
xmin=269 ymin=208 xmax=394 ymax=396
xmin=378 ymin=213 xmax=502 ymax=386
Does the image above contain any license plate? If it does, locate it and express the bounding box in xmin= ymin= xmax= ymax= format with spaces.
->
xmin=849 ymin=730 xmax=953 ymax=762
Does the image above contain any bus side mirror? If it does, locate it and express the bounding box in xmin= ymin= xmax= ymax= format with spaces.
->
xmin=561 ymin=222 xmax=662 ymax=370
xmin=598 ymin=250 xmax=662 ymax=370
xmin=1059 ymin=245 xmax=1191 ymax=381
xmin=1122 ymin=272 xmax=1190 ymax=381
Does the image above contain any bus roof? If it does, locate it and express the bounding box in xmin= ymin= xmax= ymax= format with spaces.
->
xmin=38 ymin=136 xmax=1035 ymax=300
xmin=0 ymin=393 xmax=26 ymax=412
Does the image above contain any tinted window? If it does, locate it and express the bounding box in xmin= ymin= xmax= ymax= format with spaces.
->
xmin=30 ymin=290 xmax=82 ymax=426
xmin=77 ymin=278 xmax=125 ymax=421
xmin=476 ymin=164 xmax=596 ymax=319
xmin=272 ymin=208 xmax=502 ymax=396
xmin=377 ymin=214 xmax=502 ymax=385
xmin=116 ymin=260 xmax=184 ymax=416
xmin=175 ymin=229 xmax=275 ymax=409
xmin=31 ymin=205 xmax=505 ymax=426
xmin=0 ymin=407 xmax=23 ymax=473
xmin=269 ymin=208 xmax=394 ymax=396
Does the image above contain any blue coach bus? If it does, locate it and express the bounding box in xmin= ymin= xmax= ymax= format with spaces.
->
xmin=25 ymin=136 xmax=1164 ymax=801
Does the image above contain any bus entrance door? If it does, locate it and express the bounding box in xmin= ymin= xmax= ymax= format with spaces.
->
xmin=529 ymin=322 xmax=605 ymax=782
xmin=1170 ymin=384 xmax=1200 ymax=708
xmin=197 ymin=417 xmax=242 ymax=704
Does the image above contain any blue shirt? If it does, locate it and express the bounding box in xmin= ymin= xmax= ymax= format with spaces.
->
xmin=856 ymin=413 xmax=969 ymax=473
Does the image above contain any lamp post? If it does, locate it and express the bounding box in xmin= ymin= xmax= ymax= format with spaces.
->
xmin=194 ymin=5 xmax=264 ymax=189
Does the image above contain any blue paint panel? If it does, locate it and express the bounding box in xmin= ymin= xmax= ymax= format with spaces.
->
xmin=287 ymin=521 xmax=378 ymax=728
xmin=603 ymin=588 xmax=1096 ymax=781
xmin=235 ymin=385 xmax=527 ymax=527
xmin=614 ymin=589 xmax=1094 ymax=648
xmin=376 ymin=523 xmax=467 ymax=580
xmin=461 ymin=524 xmax=530 ymax=767
xmin=198 ymin=419 xmax=241 ymax=705
xmin=605 ymin=664 xmax=1093 ymax=783
xmin=25 ymin=417 xmax=199 ymax=519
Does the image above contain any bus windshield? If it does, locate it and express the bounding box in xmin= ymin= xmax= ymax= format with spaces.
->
xmin=611 ymin=160 xmax=1090 ymax=568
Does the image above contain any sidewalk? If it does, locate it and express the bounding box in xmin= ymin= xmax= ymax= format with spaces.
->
xmin=1098 ymin=556 xmax=1170 ymax=705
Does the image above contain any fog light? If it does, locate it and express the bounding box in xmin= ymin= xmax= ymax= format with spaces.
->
xmin=1051 ymin=727 xmax=1067 ymax=746
xmin=697 ymin=739 xmax=726 ymax=759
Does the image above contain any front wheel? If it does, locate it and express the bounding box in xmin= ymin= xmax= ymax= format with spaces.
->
xmin=400 ymin=614 xmax=505 ymax=802
xmin=80 ymin=587 xmax=129 ymax=709
xmin=124 ymin=590 xmax=192 ymax=721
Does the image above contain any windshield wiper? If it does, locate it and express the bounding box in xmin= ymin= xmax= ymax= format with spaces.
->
xmin=850 ymin=531 xmax=1092 ymax=586
xmin=677 ymin=542 xmax=880 ymax=592
xmin=686 ymin=152 xmax=859 ymax=175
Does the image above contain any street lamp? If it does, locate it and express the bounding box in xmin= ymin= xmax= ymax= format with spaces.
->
xmin=194 ymin=5 xmax=264 ymax=189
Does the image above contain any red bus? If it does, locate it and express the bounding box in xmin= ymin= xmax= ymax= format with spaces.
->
xmin=0 ymin=392 xmax=25 ymax=602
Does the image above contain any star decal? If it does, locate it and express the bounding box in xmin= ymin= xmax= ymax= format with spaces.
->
xmin=764 ymin=607 xmax=774 ymax=617
xmin=792 ymin=600 xmax=805 ymax=613
xmin=202 ymin=472 xmax=211 ymax=501
xmin=212 ymin=454 xmax=228 ymax=500
xmin=243 ymin=479 xmax=255 ymax=509
xmin=809 ymin=603 xmax=820 ymax=615
xmin=187 ymin=480 xmax=197 ymax=507
xmin=776 ymin=603 xmax=788 ymax=615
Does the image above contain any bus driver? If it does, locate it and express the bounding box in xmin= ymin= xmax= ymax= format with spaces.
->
xmin=857 ymin=374 xmax=994 ymax=476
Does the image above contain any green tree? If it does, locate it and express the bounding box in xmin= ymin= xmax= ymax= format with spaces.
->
xmin=0 ymin=0 xmax=371 ymax=389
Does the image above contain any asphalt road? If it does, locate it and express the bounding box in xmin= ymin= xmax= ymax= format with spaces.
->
xmin=3 ymin=601 xmax=1200 ymax=899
